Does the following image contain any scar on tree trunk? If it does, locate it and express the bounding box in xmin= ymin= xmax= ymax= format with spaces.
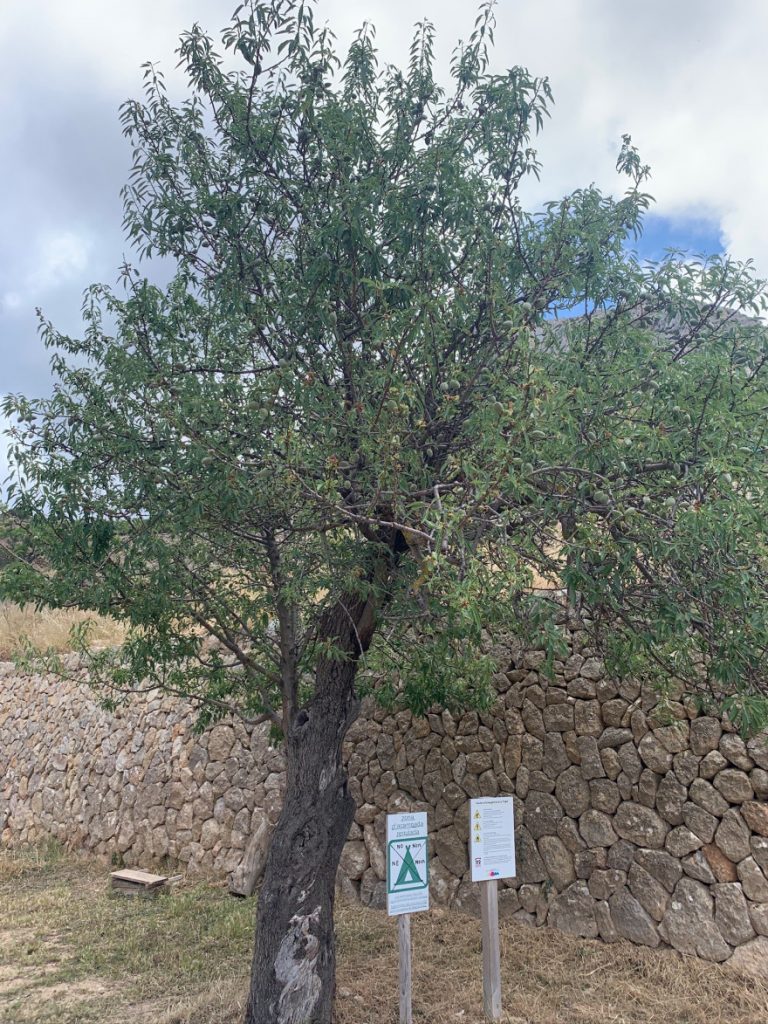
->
xmin=245 ymin=589 xmax=382 ymax=1024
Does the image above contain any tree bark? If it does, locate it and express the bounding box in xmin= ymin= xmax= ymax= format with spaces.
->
xmin=245 ymin=594 xmax=375 ymax=1024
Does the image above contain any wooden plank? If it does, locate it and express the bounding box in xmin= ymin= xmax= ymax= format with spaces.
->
xmin=398 ymin=912 xmax=413 ymax=1024
xmin=480 ymin=880 xmax=502 ymax=1021
xmin=110 ymin=868 xmax=167 ymax=889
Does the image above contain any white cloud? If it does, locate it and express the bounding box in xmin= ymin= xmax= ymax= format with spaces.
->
xmin=2 ymin=230 xmax=93 ymax=312
xmin=319 ymin=0 xmax=768 ymax=274
xmin=0 ymin=1 xmax=222 ymax=98
xmin=2 ymin=0 xmax=767 ymax=297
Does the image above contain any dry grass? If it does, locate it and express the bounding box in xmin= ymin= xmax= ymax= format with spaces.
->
xmin=1 ymin=845 xmax=767 ymax=1024
xmin=0 ymin=601 xmax=125 ymax=662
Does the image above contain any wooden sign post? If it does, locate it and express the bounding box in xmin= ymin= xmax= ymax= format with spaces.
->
xmin=469 ymin=797 xmax=516 ymax=1022
xmin=480 ymin=877 xmax=502 ymax=1020
xmin=398 ymin=913 xmax=413 ymax=1024
xmin=387 ymin=811 xmax=429 ymax=1024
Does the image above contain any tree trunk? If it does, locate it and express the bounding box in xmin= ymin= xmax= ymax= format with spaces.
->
xmin=245 ymin=595 xmax=374 ymax=1024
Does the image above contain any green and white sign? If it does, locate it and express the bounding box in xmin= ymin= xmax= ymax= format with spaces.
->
xmin=386 ymin=812 xmax=429 ymax=916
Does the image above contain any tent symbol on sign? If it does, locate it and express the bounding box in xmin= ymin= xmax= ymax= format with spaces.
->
xmin=388 ymin=838 xmax=428 ymax=894
xmin=395 ymin=847 xmax=421 ymax=888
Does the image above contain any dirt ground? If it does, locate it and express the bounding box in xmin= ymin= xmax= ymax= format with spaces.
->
xmin=1 ymin=844 xmax=767 ymax=1024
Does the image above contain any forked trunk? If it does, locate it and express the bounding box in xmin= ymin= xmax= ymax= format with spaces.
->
xmin=245 ymin=606 xmax=367 ymax=1024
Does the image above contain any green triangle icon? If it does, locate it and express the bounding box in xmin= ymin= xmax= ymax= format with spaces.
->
xmin=395 ymin=846 xmax=422 ymax=887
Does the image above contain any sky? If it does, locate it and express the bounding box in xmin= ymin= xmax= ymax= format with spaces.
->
xmin=2 ymin=0 xmax=768 ymax=482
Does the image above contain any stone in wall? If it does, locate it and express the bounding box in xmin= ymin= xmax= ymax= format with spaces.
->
xmin=3 ymin=621 xmax=768 ymax=969
xmin=336 ymin=628 xmax=768 ymax=966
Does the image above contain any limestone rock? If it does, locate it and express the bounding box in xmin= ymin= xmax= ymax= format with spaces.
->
xmin=360 ymin=868 xmax=386 ymax=910
xmin=607 ymin=839 xmax=637 ymax=873
xmin=339 ymin=841 xmax=369 ymax=881
xmin=574 ymin=700 xmax=602 ymax=737
xmin=630 ymin=709 xmax=649 ymax=743
xmin=522 ymin=701 xmax=545 ymax=741
xmin=689 ymin=778 xmax=729 ymax=818
xmin=714 ymin=769 xmax=753 ymax=804
xmin=601 ymin=698 xmax=629 ymax=728
xmin=681 ymin=851 xmax=715 ymax=886
xmin=747 ymin=734 xmax=768 ymax=770
xmin=579 ymin=809 xmax=618 ymax=848
xmin=726 ymin=936 xmax=768 ymax=982
xmin=750 ymin=768 xmax=768 ymax=800
xmin=634 ymin=848 xmax=682 ymax=892
xmin=590 ymin=779 xmax=620 ymax=815
xmin=543 ymin=733 xmax=571 ymax=777
xmin=628 ymin=862 xmax=669 ymax=921
xmin=206 ymin=725 xmax=235 ymax=762
xmin=618 ymin=742 xmax=642 ymax=783
xmin=548 ymin=881 xmax=598 ymax=938
xmin=702 ymin=843 xmax=739 ymax=883
xmin=577 ymin=736 xmax=606 ymax=780
xmin=638 ymin=733 xmax=673 ymax=774
xmin=555 ymin=767 xmax=590 ymax=818
xmin=521 ymin=734 xmax=544 ymax=771
xmin=666 ymin=826 xmax=704 ymax=858
xmin=543 ymin=703 xmax=574 ymax=733
xmin=364 ymin=824 xmax=386 ymax=879
xmin=660 ymin=878 xmax=731 ymax=962
xmin=434 ymin=826 xmax=468 ymax=877
xmin=519 ymin=883 xmax=540 ymax=913
xmin=699 ymin=749 xmax=728 ymax=780
xmin=653 ymin=722 xmax=689 ymax=753
xmin=587 ymin=868 xmax=625 ymax=901
xmin=637 ymin=769 xmax=661 ymax=808
xmin=655 ymin=774 xmax=687 ymax=826
xmin=682 ymin=802 xmax=718 ymax=845
xmin=557 ymin=816 xmax=587 ymax=854
xmin=497 ymin=887 xmax=521 ymax=919
xmin=609 ymin=888 xmax=660 ymax=947
xmin=614 ymin=803 xmax=668 ymax=849
xmin=737 ymin=857 xmax=768 ymax=903
xmin=525 ymin=791 xmax=563 ymax=840
xmin=741 ymin=801 xmax=768 ymax=837
xmin=689 ymin=717 xmax=722 ymax=756
xmin=516 ymin=826 xmax=547 ymax=884
xmin=594 ymin=900 xmax=620 ymax=942
xmin=719 ymin=733 xmax=753 ymax=771
xmin=538 ymin=835 xmax=576 ymax=891
xmin=429 ymin=858 xmax=460 ymax=905
xmin=672 ymin=750 xmax=701 ymax=787
xmin=713 ymin=883 xmax=755 ymax=946
xmin=715 ymin=809 xmax=751 ymax=863
xmin=749 ymin=901 xmax=768 ymax=936
xmin=598 ymin=728 xmax=633 ymax=750
xmin=579 ymin=658 xmax=605 ymax=681
xmin=751 ymin=836 xmax=768 ymax=872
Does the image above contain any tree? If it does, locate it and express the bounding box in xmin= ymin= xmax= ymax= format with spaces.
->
xmin=3 ymin=2 xmax=768 ymax=1021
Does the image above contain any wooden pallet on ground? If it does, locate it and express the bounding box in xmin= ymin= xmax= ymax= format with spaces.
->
xmin=110 ymin=868 xmax=168 ymax=897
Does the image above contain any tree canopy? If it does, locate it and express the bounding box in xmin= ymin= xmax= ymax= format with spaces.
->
xmin=2 ymin=2 xmax=768 ymax=1019
xmin=3 ymin=2 xmax=767 ymax=729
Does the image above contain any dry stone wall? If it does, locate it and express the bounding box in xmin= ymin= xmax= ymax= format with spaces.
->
xmin=2 ymin=631 xmax=768 ymax=965
xmin=0 ymin=660 xmax=284 ymax=881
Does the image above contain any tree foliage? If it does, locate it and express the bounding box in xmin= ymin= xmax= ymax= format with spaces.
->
xmin=3 ymin=1 xmax=768 ymax=735
xmin=4 ymin=4 xmax=768 ymax=1020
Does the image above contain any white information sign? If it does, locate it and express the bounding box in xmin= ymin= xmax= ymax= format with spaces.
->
xmin=386 ymin=812 xmax=429 ymax=917
xmin=469 ymin=797 xmax=516 ymax=883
